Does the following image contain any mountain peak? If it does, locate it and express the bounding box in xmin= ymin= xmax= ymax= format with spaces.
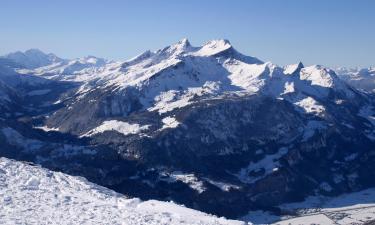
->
xmin=206 ymin=39 xmax=232 ymax=47
xmin=177 ymin=38 xmax=191 ymax=47
xmin=24 ymin=48 xmax=46 ymax=55
xmin=204 ymin=39 xmax=232 ymax=50
xmin=4 ymin=49 xmax=63 ymax=69
xmin=156 ymin=39 xmax=193 ymax=57
xmin=284 ymin=62 xmax=304 ymax=75
xmin=194 ymin=39 xmax=232 ymax=57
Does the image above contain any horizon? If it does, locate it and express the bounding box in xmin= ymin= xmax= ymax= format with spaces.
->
xmin=1 ymin=0 xmax=374 ymax=68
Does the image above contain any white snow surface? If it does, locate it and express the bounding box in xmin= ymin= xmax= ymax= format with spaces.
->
xmin=161 ymin=116 xmax=180 ymax=130
xmin=274 ymin=188 xmax=375 ymax=225
xmin=294 ymin=96 xmax=325 ymax=116
xmin=0 ymin=157 xmax=244 ymax=225
xmin=84 ymin=120 xmax=150 ymax=136
xmin=34 ymin=125 xmax=60 ymax=132
xmin=159 ymin=171 xmax=206 ymax=194
xmin=243 ymin=188 xmax=375 ymax=225
xmin=283 ymin=62 xmax=303 ymax=75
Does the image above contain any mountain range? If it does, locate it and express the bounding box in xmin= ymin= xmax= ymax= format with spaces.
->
xmin=0 ymin=39 xmax=374 ymax=223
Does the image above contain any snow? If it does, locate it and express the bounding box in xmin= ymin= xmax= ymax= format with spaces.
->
xmin=225 ymin=60 xmax=268 ymax=93
xmin=2 ymin=38 xmax=375 ymax=225
xmin=160 ymin=171 xmax=206 ymax=194
xmin=282 ymin=81 xmax=295 ymax=94
xmin=294 ymin=96 xmax=325 ymax=115
xmin=241 ymin=210 xmax=281 ymax=224
xmin=275 ymin=188 xmax=375 ymax=225
xmin=335 ymin=67 xmax=375 ymax=92
xmin=161 ymin=116 xmax=180 ymax=130
xmin=5 ymin=49 xmax=63 ymax=69
xmin=17 ymin=56 xmax=110 ymax=83
xmin=149 ymin=90 xmax=194 ymax=114
xmin=272 ymin=214 xmax=335 ymax=225
xmin=242 ymin=188 xmax=375 ymax=224
xmin=284 ymin=62 xmax=303 ymax=75
xmin=194 ymin=39 xmax=232 ymax=56
xmin=34 ymin=125 xmax=60 ymax=132
xmin=84 ymin=120 xmax=150 ymax=136
xmin=235 ymin=147 xmax=288 ymax=184
xmin=204 ymin=178 xmax=241 ymax=192
xmin=0 ymin=157 xmax=243 ymax=225
xmin=300 ymin=66 xmax=335 ymax=88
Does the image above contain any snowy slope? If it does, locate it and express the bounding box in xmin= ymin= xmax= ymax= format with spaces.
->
xmin=83 ymin=120 xmax=150 ymax=136
xmin=0 ymin=157 xmax=243 ymax=225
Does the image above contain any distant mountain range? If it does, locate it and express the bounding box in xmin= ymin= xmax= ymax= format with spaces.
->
xmin=0 ymin=39 xmax=374 ymax=223
xmin=335 ymin=67 xmax=375 ymax=93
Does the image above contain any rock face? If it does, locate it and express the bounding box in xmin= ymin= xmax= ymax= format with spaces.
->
xmin=0 ymin=40 xmax=375 ymax=219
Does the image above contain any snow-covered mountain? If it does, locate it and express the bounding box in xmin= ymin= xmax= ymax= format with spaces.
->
xmin=3 ymin=49 xmax=64 ymax=69
xmin=23 ymin=39 xmax=360 ymax=135
xmin=17 ymin=55 xmax=109 ymax=81
xmin=1 ymin=39 xmax=375 ymax=222
xmin=335 ymin=67 xmax=375 ymax=93
xmin=0 ymin=157 xmax=243 ymax=225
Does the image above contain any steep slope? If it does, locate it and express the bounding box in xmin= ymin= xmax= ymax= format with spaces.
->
xmin=0 ymin=157 xmax=243 ymax=225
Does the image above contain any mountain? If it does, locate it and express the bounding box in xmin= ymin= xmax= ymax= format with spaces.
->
xmin=16 ymin=55 xmax=109 ymax=81
xmin=1 ymin=39 xmax=375 ymax=221
xmin=3 ymin=49 xmax=64 ymax=69
xmin=0 ymin=157 xmax=242 ymax=225
xmin=335 ymin=67 xmax=375 ymax=93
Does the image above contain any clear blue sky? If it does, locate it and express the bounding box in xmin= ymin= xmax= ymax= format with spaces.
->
xmin=1 ymin=0 xmax=374 ymax=67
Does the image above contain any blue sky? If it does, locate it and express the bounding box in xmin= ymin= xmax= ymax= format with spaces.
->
xmin=1 ymin=0 xmax=374 ymax=67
